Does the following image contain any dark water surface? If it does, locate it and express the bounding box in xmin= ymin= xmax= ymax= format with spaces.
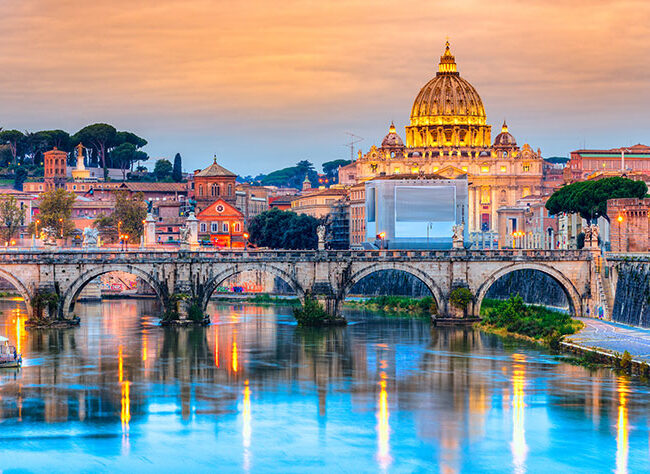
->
xmin=0 ymin=298 xmax=648 ymax=473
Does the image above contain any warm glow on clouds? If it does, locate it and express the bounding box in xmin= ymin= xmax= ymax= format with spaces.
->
xmin=1 ymin=0 xmax=649 ymax=174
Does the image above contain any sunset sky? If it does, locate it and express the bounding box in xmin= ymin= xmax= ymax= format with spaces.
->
xmin=1 ymin=0 xmax=649 ymax=175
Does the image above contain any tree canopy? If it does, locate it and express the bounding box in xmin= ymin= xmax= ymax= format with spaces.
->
xmin=248 ymin=208 xmax=319 ymax=249
xmin=0 ymin=195 xmax=26 ymax=243
xmin=322 ymin=159 xmax=351 ymax=184
xmin=172 ymin=153 xmax=183 ymax=182
xmin=154 ymin=159 xmax=173 ymax=181
xmin=545 ymin=177 xmax=648 ymax=223
xmin=95 ymin=191 xmax=147 ymax=242
xmin=260 ymin=160 xmax=318 ymax=188
xmin=30 ymin=188 xmax=76 ymax=237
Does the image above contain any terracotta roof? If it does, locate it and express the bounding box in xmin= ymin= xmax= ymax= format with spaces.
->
xmin=120 ymin=182 xmax=188 ymax=193
xmin=195 ymin=159 xmax=236 ymax=177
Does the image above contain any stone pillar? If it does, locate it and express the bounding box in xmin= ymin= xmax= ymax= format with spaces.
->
xmin=144 ymin=213 xmax=156 ymax=246
xmin=186 ymin=212 xmax=199 ymax=247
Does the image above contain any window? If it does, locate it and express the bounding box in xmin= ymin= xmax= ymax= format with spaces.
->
xmin=481 ymin=165 xmax=490 ymax=173
xmin=199 ymin=185 xmax=203 ymax=196
xmin=461 ymin=166 xmax=467 ymax=172
xmin=234 ymin=222 xmax=241 ymax=232
xmin=411 ymin=167 xmax=419 ymax=174
xmin=433 ymin=167 xmax=439 ymax=172
xmin=223 ymin=222 xmax=229 ymax=232
xmin=211 ymin=223 xmax=218 ymax=232
xmin=522 ymin=163 xmax=530 ymax=172
xmin=394 ymin=167 xmax=400 ymax=174
xmin=228 ymin=184 xmax=232 ymax=195
xmin=500 ymin=165 xmax=507 ymax=173
xmin=200 ymin=223 xmax=207 ymax=232
xmin=211 ymin=184 xmax=219 ymax=196
xmin=522 ymin=186 xmax=531 ymax=198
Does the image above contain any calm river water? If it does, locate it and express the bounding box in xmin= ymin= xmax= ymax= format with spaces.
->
xmin=0 ymin=298 xmax=648 ymax=473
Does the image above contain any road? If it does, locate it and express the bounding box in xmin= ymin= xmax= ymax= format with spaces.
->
xmin=567 ymin=317 xmax=650 ymax=363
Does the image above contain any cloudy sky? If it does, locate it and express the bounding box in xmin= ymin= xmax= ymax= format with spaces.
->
xmin=1 ymin=0 xmax=649 ymax=175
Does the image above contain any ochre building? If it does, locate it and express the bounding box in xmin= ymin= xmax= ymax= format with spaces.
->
xmin=340 ymin=42 xmax=544 ymax=234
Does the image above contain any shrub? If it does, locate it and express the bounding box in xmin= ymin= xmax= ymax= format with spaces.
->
xmin=293 ymin=296 xmax=345 ymax=327
xmin=449 ymin=287 xmax=473 ymax=310
xmin=32 ymin=290 xmax=60 ymax=319
xmin=619 ymin=350 xmax=633 ymax=372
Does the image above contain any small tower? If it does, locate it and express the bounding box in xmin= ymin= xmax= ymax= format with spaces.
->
xmin=43 ymin=147 xmax=68 ymax=190
xmin=302 ymin=175 xmax=312 ymax=192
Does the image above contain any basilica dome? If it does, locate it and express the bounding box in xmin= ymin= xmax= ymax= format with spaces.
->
xmin=409 ymin=42 xmax=487 ymax=128
xmin=493 ymin=121 xmax=517 ymax=147
xmin=381 ymin=122 xmax=404 ymax=147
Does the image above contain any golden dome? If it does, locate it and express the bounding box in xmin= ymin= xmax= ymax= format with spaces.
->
xmin=409 ymin=42 xmax=487 ymax=128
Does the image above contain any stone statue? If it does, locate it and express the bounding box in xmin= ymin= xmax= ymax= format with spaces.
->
xmin=188 ymin=198 xmax=196 ymax=214
xmin=452 ymin=223 xmax=464 ymax=249
xmin=317 ymin=225 xmax=326 ymax=250
xmin=179 ymin=225 xmax=190 ymax=243
xmin=591 ymin=224 xmax=599 ymax=243
xmin=583 ymin=224 xmax=592 ymax=243
xmin=82 ymin=227 xmax=99 ymax=247
xmin=41 ymin=227 xmax=57 ymax=246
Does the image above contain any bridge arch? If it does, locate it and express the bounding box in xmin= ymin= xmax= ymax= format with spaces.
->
xmin=343 ymin=262 xmax=444 ymax=312
xmin=0 ymin=268 xmax=33 ymax=318
xmin=200 ymin=263 xmax=306 ymax=311
xmin=61 ymin=265 xmax=167 ymax=318
xmin=474 ymin=263 xmax=583 ymax=317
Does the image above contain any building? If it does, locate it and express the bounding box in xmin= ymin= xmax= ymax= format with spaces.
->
xmin=364 ymin=174 xmax=468 ymax=249
xmin=235 ymin=184 xmax=269 ymax=222
xmin=608 ymin=198 xmax=650 ymax=252
xmin=192 ymin=157 xmax=237 ymax=211
xmin=43 ymin=148 xmax=68 ymax=190
xmin=340 ymin=42 xmax=544 ymax=235
xmin=268 ymin=196 xmax=293 ymax=211
xmin=496 ymin=197 xmax=558 ymax=249
xmin=196 ymin=198 xmax=246 ymax=248
xmin=569 ymin=144 xmax=650 ymax=180
xmin=348 ymin=182 xmax=366 ymax=247
xmin=325 ymin=198 xmax=350 ymax=250
xmin=290 ymin=187 xmax=347 ymax=219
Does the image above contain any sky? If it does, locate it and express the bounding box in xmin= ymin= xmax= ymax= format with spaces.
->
xmin=1 ymin=0 xmax=649 ymax=176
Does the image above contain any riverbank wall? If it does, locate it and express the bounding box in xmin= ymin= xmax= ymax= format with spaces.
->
xmin=610 ymin=261 xmax=650 ymax=327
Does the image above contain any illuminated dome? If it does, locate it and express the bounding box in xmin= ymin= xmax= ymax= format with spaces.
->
xmin=409 ymin=42 xmax=487 ymax=128
xmin=493 ymin=121 xmax=517 ymax=147
xmin=381 ymin=122 xmax=404 ymax=147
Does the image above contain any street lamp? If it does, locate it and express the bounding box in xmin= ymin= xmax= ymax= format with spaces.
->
xmin=243 ymin=232 xmax=249 ymax=250
xmin=58 ymin=218 xmax=63 ymax=239
xmin=377 ymin=231 xmax=386 ymax=251
xmin=617 ymin=214 xmax=624 ymax=251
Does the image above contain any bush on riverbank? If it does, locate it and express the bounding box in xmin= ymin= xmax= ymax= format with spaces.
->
xmin=347 ymin=296 xmax=437 ymax=316
xmin=293 ymin=297 xmax=346 ymax=327
xmin=480 ymin=296 xmax=582 ymax=342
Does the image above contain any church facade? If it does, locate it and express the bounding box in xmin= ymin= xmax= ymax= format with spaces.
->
xmin=340 ymin=42 xmax=544 ymax=234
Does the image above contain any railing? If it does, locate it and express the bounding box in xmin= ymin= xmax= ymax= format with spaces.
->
xmin=0 ymin=247 xmax=593 ymax=263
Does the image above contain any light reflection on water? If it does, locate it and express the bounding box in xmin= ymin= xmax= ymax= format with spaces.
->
xmin=0 ymin=299 xmax=647 ymax=472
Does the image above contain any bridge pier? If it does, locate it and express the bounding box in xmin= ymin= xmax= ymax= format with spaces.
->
xmin=310 ymin=281 xmax=343 ymax=319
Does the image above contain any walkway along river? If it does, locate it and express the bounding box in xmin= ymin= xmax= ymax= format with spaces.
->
xmin=0 ymin=298 xmax=648 ymax=472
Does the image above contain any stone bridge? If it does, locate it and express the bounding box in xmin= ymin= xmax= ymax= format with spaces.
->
xmin=0 ymin=248 xmax=602 ymax=323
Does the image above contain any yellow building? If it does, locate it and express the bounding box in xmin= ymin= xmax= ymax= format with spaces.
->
xmin=341 ymin=42 xmax=544 ymax=233
xmin=290 ymin=188 xmax=347 ymax=219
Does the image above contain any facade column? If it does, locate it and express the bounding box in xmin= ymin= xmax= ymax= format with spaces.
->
xmin=491 ymin=188 xmax=497 ymax=231
xmin=468 ymin=187 xmax=475 ymax=232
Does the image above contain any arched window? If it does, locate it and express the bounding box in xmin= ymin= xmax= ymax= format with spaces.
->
xmin=234 ymin=222 xmax=241 ymax=232
xmin=200 ymin=223 xmax=207 ymax=232
xmin=199 ymin=185 xmax=203 ymax=196
xmin=211 ymin=184 xmax=219 ymax=196
xmin=228 ymin=184 xmax=232 ymax=195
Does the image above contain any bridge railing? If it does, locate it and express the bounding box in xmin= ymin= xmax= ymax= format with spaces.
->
xmin=0 ymin=247 xmax=592 ymax=263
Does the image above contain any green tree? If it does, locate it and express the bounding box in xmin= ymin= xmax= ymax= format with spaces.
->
xmin=95 ymin=191 xmax=147 ymax=242
xmin=29 ymin=188 xmax=76 ymax=237
xmin=0 ymin=130 xmax=25 ymax=166
xmin=322 ymin=159 xmax=351 ymax=184
xmin=546 ymin=177 xmax=648 ymax=223
xmin=248 ymin=208 xmax=319 ymax=249
xmin=154 ymin=158 xmax=173 ymax=181
xmin=115 ymin=131 xmax=148 ymax=149
xmin=172 ymin=153 xmax=183 ymax=182
xmin=0 ymin=195 xmax=26 ymax=243
xmin=111 ymin=143 xmax=147 ymax=180
xmin=13 ymin=166 xmax=27 ymax=191
xmin=72 ymin=124 xmax=117 ymax=179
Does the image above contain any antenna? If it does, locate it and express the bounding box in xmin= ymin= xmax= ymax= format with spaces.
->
xmin=343 ymin=132 xmax=363 ymax=161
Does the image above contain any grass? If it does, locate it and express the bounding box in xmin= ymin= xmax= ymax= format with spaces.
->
xmin=345 ymin=295 xmax=437 ymax=318
xmin=293 ymin=297 xmax=346 ymax=327
xmin=212 ymin=293 xmax=301 ymax=305
xmin=479 ymin=296 xmax=583 ymax=348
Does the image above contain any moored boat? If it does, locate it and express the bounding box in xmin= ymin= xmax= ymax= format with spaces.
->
xmin=0 ymin=336 xmax=21 ymax=368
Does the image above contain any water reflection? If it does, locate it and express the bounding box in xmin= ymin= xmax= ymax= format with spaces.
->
xmin=616 ymin=377 xmax=629 ymax=474
xmin=511 ymin=353 xmax=527 ymax=474
xmin=0 ymin=299 xmax=647 ymax=472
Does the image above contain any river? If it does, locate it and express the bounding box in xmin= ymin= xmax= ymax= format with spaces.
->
xmin=0 ymin=298 xmax=648 ymax=473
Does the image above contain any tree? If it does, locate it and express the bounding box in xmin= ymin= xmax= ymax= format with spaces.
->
xmin=248 ymin=208 xmax=319 ymax=249
xmin=29 ymin=188 xmax=76 ymax=237
xmin=154 ymin=159 xmax=173 ymax=181
xmin=110 ymin=143 xmax=146 ymax=180
xmin=13 ymin=167 xmax=27 ymax=191
xmin=546 ymin=177 xmax=648 ymax=223
xmin=115 ymin=131 xmax=147 ymax=149
xmin=0 ymin=195 xmax=26 ymax=243
xmin=72 ymin=124 xmax=117 ymax=179
xmin=0 ymin=130 xmax=25 ymax=166
xmin=322 ymin=159 xmax=352 ymax=184
xmin=172 ymin=153 xmax=183 ymax=182
xmin=95 ymin=191 xmax=147 ymax=242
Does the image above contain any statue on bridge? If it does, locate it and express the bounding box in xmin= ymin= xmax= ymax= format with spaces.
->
xmin=317 ymin=225 xmax=326 ymax=251
xmin=452 ymin=223 xmax=464 ymax=249
xmin=41 ymin=227 xmax=57 ymax=246
xmin=179 ymin=224 xmax=191 ymax=249
xmin=82 ymin=227 xmax=99 ymax=248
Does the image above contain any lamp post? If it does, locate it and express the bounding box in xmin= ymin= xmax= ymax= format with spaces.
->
xmin=32 ymin=218 xmax=40 ymax=249
xmin=124 ymin=234 xmax=129 ymax=251
xmin=58 ymin=218 xmax=64 ymax=242
xmin=617 ymin=214 xmax=624 ymax=251
xmin=243 ymin=232 xmax=249 ymax=250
